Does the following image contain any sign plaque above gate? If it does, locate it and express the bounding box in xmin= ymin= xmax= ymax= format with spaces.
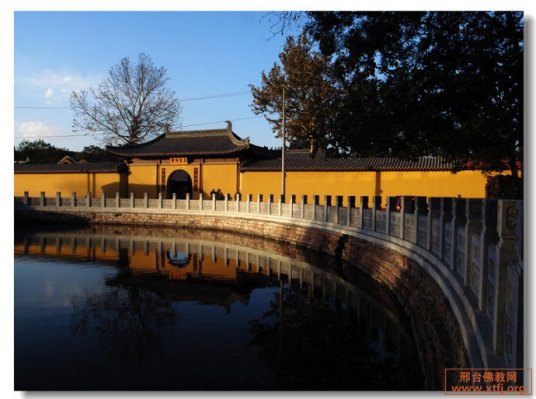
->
xmin=169 ymin=157 xmax=188 ymax=165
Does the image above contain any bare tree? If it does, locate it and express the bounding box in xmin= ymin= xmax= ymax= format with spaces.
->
xmin=71 ymin=53 xmax=181 ymax=145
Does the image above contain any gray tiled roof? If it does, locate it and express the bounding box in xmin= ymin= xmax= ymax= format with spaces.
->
xmin=106 ymin=128 xmax=250 ymax=158
xmin=14 ymin=162 xmax=125 ymax=174
xmin=241 ymin=150 xmax=457 ymax=172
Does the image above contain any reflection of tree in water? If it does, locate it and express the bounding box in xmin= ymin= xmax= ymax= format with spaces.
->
xmin=71 ymin=274 xmax=177 ymax=366
xmin=249 ymin=283 xmax=419 ymax=390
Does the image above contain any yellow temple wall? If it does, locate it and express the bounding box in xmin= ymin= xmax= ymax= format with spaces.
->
xmin=239 ymin=170 xmax=488 ymax=204
xmin=201 ymin=163 xmax=239 ymax=197
xmin=15 ymin=164 xmax=489 ymax=202
xmin=14 ymin=172 xmax=120 ymax=197
xmin=127 ymin=164 xmax=160 ymax=198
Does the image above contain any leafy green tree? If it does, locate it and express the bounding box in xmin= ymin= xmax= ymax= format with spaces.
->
xmin=250 ymin=34 xmax=338 ymax=149
xmin=15 ymin=139 xmax=70 ymax=163
xmin=81 ymin=145 xmax=105 ymax=154
xmin=71 ymin=53 xmax=181 ymax=146
xmin=303 ymin=12 xmax=523 ymax=178
xmin=79 ymin=145 xmax=117 ymax=162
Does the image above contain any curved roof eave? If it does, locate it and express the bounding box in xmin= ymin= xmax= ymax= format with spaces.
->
xmin=105 ymin=128 xmax=251 ymax=158
xmin=107 ymin=147 xmax=250 ymax=159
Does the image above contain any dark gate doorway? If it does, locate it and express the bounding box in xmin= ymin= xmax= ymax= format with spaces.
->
xmin=167 ymin=170 xmax=192 ymax=199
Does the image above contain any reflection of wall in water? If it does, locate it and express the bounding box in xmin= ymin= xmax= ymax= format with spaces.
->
xmin=15 ymin=230 xmax=415 ymax=361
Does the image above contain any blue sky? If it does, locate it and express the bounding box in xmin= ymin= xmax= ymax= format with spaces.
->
xmin=15 ymin=11 xmax=299 ymax=151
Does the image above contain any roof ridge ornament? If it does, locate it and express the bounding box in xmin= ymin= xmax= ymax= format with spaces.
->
xmin=225 ymin=120 xmax=232 ymax=131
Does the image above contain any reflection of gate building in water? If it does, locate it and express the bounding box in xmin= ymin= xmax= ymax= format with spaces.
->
xmin=15 ymin=227 xmax=414 ymax=363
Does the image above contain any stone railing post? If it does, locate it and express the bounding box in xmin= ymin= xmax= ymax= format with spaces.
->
xmin=475 ymin=199 xmax=498 ymax=312
xmin=186 ymin=193 xmax=191 ymax=210
xmin=504 ymin=253 xmax=523 ymax=368
xmin=491 ymin=200 xmax=519 ymax=356
xmin=312 ymin=195 xmax=319 ymax=221
xmin=172 ymin=193 xmax=177 ymax=209
xmin=235 ymin=193 xmax=240 ymax=212
xmin=429 ymin=198 xmax=442 ymax=254
xmin=257 ymin=194 xmax=262 ymax=214
xmin=290 ymin=195 xmax=296 ymax=218
xmin=158 ymin=192 xmax=163 ymax=209
xmin=401 ymin=196 xmax=409 ymax=233
xmin=55 ymin=192 xmax=61 ymax=207
xmin=386 ymin=196 xmax=397 ymax=236
xmin=267 ymin=194 xmax=272 ymax=215
xmin=130 ymin=192 xmax=135 ymax=208
xmin=101 ymin=191 xmax=106 ymax=208
xmin=515 ymin=201 xmax=523 ymax=264
xmin=360 ymin=196 xmax=368 ymax=229
xmin=70 ymin=192 xmax=76 ymax=208
xmin=85 ymin=192 xmax=91 ymax=208
xmin=347 ymin=196 xmax=355 ymax=226
xmin=39 ymin=192 xmax=46 ymax=207
xmin=439 ymin=197 xmax=453 ymax=260
xmin=225 ymin=193 xmax=229 ymax=212
xmin=414 ymin=196 xmax=427 ymax=247
xmin=23 ymin=191 xmax=29 ymax=206
xmin=449 ymin=198 xmax=465 ymax=271
xmin=213 ymin=193 xmax=217 ymax=211
xmin=278 ymin=194 xmax=284 ymax=216
xmin=334 ymin=196 xmax=342 ymax=224
xmin=199 ymin=193 xmax=204 ymax=210
xmin=372 ymin=196 xmax=382 ymax=232
xmin=301 ymin=195 xmax=307 ymax=219
xmin=116 ymin=192 xmax=120 ymax=208
xmin=400 ymin=196 xmax=413 ymax=241
xmin=143 ymin=192 xmax=149 ymax=208
xmin=502 ymin=201 xmax=523 ymax=367
xmin=324 ymin=195 xmax=331 ymax=223
xmin=246 ymin=194 xmax=251 ymax=213
xmin=426 ymin=198 xmax=435 ymax=250
xmin=464 ymin=198 xmax=483 ymax=289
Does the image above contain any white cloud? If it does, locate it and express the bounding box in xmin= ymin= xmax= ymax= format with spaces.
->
xmin=19 ymin=70 xmax=103 ymax=101
xmin=17 ymin=121 xmax=58 ymax=139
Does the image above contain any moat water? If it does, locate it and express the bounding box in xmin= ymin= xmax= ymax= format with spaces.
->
xmin=14 ymin=224 xmax=424 ymax=390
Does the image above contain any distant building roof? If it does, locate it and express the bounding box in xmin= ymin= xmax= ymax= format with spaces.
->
xmin=14 ymin=162 xmax=126 ymax=174
xmin=101 ymin=122 xmax=471 ymax=172
xmin=106 ymin=122 xmax=251 ymax=159
xmin=56 ymin=155 xmax=79 ymax=165
xmin=240 ymin=149 xmax=457 ymax=172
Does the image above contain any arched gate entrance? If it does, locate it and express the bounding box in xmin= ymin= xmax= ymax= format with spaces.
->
xmin=167 ymin=170 xmax=192 ymax=199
